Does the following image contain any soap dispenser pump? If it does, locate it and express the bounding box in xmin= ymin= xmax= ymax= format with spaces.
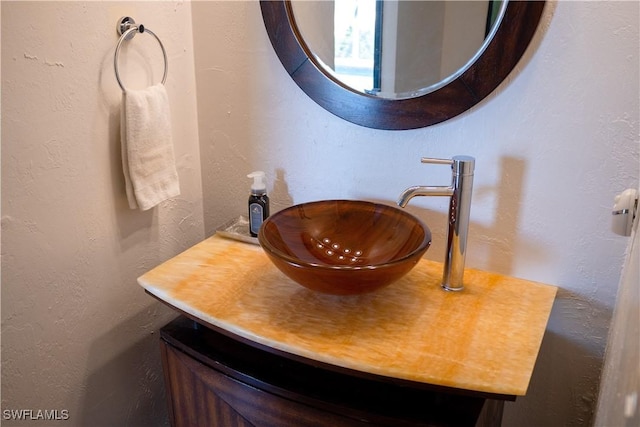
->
xmin=247 ymin=171 xmax=270 ymax=237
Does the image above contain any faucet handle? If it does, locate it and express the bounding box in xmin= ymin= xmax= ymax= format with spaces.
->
xmin=421 ymin=157 xmax=454 ymax=165
xmin=421 ymin=156 xmax=475 ymax=176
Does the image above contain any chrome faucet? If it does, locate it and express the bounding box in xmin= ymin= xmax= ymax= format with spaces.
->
xmin=397 ymin=156 xmax=475 ymax=291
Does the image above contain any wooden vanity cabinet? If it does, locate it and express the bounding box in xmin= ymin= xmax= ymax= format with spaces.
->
xmin=160 ymin=316 xmax=507 ymax=427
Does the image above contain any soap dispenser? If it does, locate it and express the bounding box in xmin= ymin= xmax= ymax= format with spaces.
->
xmin=247 ymin=171 xmax=270 ymax=237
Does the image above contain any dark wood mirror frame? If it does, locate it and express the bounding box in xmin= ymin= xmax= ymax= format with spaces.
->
xmin=260 ymin=0 xmax=545 ymax=130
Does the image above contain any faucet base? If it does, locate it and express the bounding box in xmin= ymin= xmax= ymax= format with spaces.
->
xmin=441 ymin=284 xmax=464 ymax=292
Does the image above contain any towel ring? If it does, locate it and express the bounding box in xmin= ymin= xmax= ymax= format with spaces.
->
xmin=114 ymin=17 xmax=168 ymax=92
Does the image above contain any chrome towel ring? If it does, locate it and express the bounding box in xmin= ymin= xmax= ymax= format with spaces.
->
xmin=114 ymin=16 xmax=168 ymax=92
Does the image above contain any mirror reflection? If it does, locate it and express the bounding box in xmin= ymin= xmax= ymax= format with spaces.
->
xmin=290 ymin=0 xmax=506 ymax=99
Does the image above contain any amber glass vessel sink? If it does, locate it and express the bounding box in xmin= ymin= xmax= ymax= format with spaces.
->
xmin=258 ymin=200 xmax=432 ymax=295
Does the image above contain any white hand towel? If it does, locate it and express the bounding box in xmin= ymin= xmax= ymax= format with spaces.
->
xmin=121 ymin=84 xmax=180 ymax=210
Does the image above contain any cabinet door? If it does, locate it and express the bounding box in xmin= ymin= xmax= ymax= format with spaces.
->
xmin=160 ymin=340 xmax=369 ymax=427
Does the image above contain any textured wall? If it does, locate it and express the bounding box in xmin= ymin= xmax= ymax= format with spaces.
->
xmin=192 ymin=1 xmax=638 ymax=426
xmin=1 ymin=2 xmax=203 ymax=426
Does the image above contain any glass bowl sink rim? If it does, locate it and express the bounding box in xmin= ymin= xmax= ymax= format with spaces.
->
xmin=258 ymin=199 xmax=432 ymax=271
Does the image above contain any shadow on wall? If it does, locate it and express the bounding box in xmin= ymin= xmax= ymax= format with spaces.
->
xmin=270 ymin=168 xmax=294 ymax=214
xmin=503 ymin=291 xmax=610 ymax=426
xmin=78 ymin=305 xmax=176 ymax=427
xmin=472 ymin=156 xmax=541 ymax=274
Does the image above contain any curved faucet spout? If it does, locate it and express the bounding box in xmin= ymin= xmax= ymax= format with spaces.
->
xmin=397 ymin=186 xmax=454 ymax=208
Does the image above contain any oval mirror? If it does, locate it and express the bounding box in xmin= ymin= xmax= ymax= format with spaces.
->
xmin=261 ymin=0 xmax=545 ymax=130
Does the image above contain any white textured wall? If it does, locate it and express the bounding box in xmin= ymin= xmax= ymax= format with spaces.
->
xmin=1 ymin=1 xmax=203 ymax=426
xmin=192 ymin=1 xmax=638 ymax=426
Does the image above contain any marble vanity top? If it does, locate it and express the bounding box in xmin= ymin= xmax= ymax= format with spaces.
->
xmin=139 ymin=234 xmax=557 ymax=398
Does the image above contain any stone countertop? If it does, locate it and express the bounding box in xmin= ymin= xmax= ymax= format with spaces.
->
xmin=139 ymin=234 xmax=557 ymax=398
